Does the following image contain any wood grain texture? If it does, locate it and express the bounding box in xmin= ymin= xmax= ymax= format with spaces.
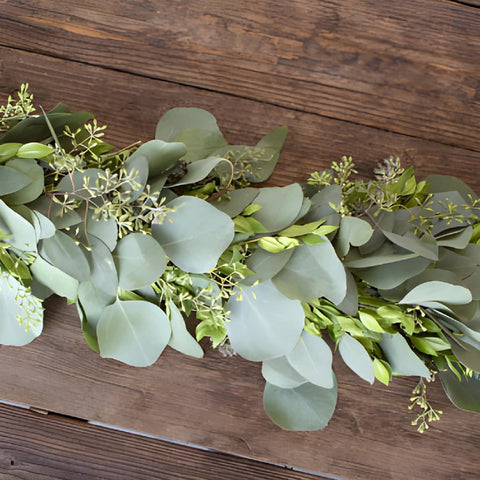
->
xmin=0 ymin=404 xmax=324 ymax=480
xmin=1 ymin=0 xmax=479 ymax=150
xmin=1 ymin=47 xmax=479 ymax=192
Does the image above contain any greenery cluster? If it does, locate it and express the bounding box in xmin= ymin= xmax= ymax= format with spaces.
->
xmin=1 ymin=85 xmax=479 ymax=432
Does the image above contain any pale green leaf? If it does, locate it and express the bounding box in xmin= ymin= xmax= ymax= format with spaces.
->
xmin=3 ymin=158 xmax=45 ymax=205
xmin=379 ymin=333 xmax=430 ymax=377
xmin=272 ymin=240 xmax=346 ymax=304
xmin=97 ymin=299 xmax=171 ymax=367
xmin=30 ymin=255 xmax=79 ymax=300
xmin=0 ymin=165 xmax=31 ymax=196
xmin=263 ymin=377 xmax=337 ymax=431
xmin=225 ymin=280 xmax=304 ymax=361
xmin=338 ymin=333 xmax=374 ymax=383
xmin=156 ymin=108 xmax=223 ymax=142
xmin=113 ymin=233 xmax=167 ymax=290
xmin=286 ymin=331 xmax=334 ymax=388
xmin=439 ymin=368 xmax=480 ymax=413
xmin=399 ymin=281 xmax=472 ymax=306
xmin=214 ymin=188 xmax=259 ymax=218
xmin=252 ymin=184 xmax=304 ymax=232
xmin=244 ymin=248 xmax=294 ymax=286
xmin=167 ymin=156 xmax=226 ymax=187
xmin=40 ymin=230 xmax=90 ymax=281
xmin=0 ymin=199 xmax=37 ymax=251
xmin=261 ymin=356 xmax=307 ymax=389
xmin=127 ymin=140 xmax=187 ymax=179
xmin=152 ymin=195 xmax=234 ymax=273
xmin=167 ymin=301 xmax=204 ymax=358
xmin=336 ymin=216 xmax=373 ymax=257
xmin=0 ymin=271 xmax=43 ymax=346
xmin=382 ymin=230 xmax=438 ymax=261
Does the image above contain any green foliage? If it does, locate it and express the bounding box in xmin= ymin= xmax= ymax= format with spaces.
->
xmin=1 ymin=86 xmax=480 ymax=434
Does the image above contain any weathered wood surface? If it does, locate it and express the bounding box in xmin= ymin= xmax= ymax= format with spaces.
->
xmin=1 ymin=1 xmax=480 ymax=150
xmin=1 ymin=47 xmax=479 ymax=190
xmin=0 ymin=403 xmax=324 ymax=480
xmin=1 ymin=0 xmax=480 ymax=479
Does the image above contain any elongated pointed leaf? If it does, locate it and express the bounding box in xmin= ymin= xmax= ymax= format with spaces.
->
xmin=97 ymin=300 xmax=171 ymax=367
xmin=399 ymin=281 xmax=472 ymax=306
xmin=152 ymin=195 xmax=234 ymax=273
xmin=379 ymin=333 xmax=430 ymax=377
xmin=338 ymin=333 xmax=374 ymax=383
xmin=263 ymin=376 xmax=337 ymax=431
xmin=286 ymin=331 xmax=334 ymax=388
xmin=167 ymin=301 xmax=203 ymax=358
xmin=225 ymin=280 xmax=304 ymax=361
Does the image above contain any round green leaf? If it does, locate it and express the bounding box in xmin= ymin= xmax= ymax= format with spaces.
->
xmin=113 ymin=233 xmax=167 ymax=290
xmin=262 ymin=356 xmax=307 ymax=389
xmin=272 ymin=241 xmax=347 ymax=304
xmin=0 ymin=165 xmax=31 ymax=196
xmin=97 ymin=300 xmax=171 ymax=367
xmin=156 ymin=108 xmax=223 ymax=142
xmin=263 ymin=376 xmax=337 ymax=431
xmin=152 ymin=195 xmax=234 ymax=273
xmin=286 ymin=331 xmax=334 ymax=388
xmin=3 ymin=158 xmax=45 ymax=205
xmin=252 ymin=184 xmax=304 ymax=232
xmin=225 ymin=280 xmax=304 ymax=361
xmin=336 ymin=216 xmax=373 ymax=257
xmin=338 ymin=333 xmax=375 ymax=384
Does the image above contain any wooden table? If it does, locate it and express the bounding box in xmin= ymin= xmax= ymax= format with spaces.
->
xmin=1 ymin=1 xmax=479 ymax=479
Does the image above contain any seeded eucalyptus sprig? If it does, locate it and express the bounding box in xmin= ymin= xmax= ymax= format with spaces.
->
xmin=1 ymin=85 xmax=479 ymax=433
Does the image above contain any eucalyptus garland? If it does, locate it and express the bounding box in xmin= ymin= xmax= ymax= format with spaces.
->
xmin=1 ymin=85 xmax=480 ymax=432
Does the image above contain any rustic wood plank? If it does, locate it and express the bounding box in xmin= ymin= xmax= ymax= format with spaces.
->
xmin=1 ymin=0 xmax=479 ymax=150
xmin=1 ymin=297 xmax=480 ymax=480
xmin=1 ymin=47 xmax=479 ymax=192
xmin=0 ymin=404 xmax=325 ymax=480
